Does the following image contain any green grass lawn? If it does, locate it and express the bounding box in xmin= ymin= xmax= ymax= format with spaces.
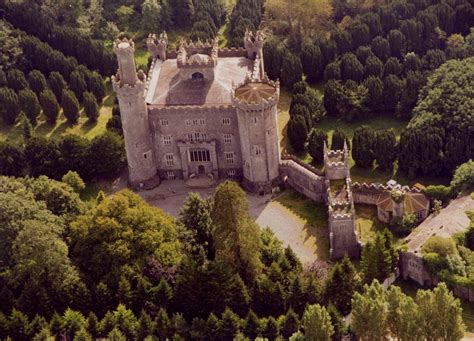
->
xmin=394 ymin=279 xmax=474 ymax=335
xmin=275 ymin=189 xmax=330 ymax=261
xmin=0 ymin=93 xmax=114 ymax=144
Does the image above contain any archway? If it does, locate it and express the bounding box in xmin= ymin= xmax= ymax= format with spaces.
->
xmin=192 ymin=72 xmax=204 ymax=80
xmin=198 ymin=165 xmax=206 ymax=175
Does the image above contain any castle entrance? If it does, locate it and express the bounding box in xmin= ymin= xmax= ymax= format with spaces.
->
xmin=198 ymin=165 xmax=206 ymax=175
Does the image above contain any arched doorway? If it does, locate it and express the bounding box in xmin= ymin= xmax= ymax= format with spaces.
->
xmin=192 ymin=72 xmax=204 ymax=80
xmin=198 ymin=165 xmax=206 ymax=175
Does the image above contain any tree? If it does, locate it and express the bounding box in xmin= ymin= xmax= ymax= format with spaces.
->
xmin=142 ymin=0 xmax=162 ymax=33
xmin=387 ymin=29 xmax=406 ymax=58
xmin=19 ymin=89 xmax=41 ymax=125
xmin=331 ymin=129 xmax=349 ymax=151
xmin=83 ymin=92 xmax=99 ymax=122
xmin=324 ymin=62 xmax=341 ymax=81
xmin=281 ymin=308 xmax=299 ymax=339
xmin=62 ymin=170 xmax=86 ymax=193
xmin=364 ymin=56 xmax=383 ymax=78
xmin=48 ymin=72 xmax=67 ymax=101
xmin=243 ymin=311 xmax=261 ymax=340
xmin=307 ymin=128 xmax=327 ymax=163
xmin=24 ymin=137 xmax=61 ymax=178
xmin=0 ymin=142 xmax=25 ymax=176
xmin=8 ymin=309 xmax=31 ymax=340
xmin=422 ymin=49 xmax=446 ymax=70
xmin=350 ymin=22 xmax=370 ymax=47
xmin=300 ymin=43 xmax=324 ymax=82
xmin=262 ymin=316 xmax=279 ymax=341
xmin=403 ymin=52 xmax=421 ymax=74
xmin=226 ymin=275 xmax=250 ymax=317
xmin=58 ymin=134 xmax=90 ymax=179
xmin=333 ymin=29 xmax=352 ymax=55
xmin=70 ymin=189 xmax=182 ymax=285
xmin=87 ymin=72 xmax=106 ymax=103
xmin=302 ymin=304 xmax=333 ymax=341
xmin=383 ymin=57 xmax=402 ymax=77
xmin=386 ymin=286 xmax=421 ymax=340
xmin=450 ymin=160 xmax=474 ymax=195
xmin=70 ymin=71 xmax=87 ymax=103
xmin=20 ymin=112 xmax=33 ymax=141
xmin=212 ymin=181 xmax=262 ymax=283
xmin=217 ymin=308 xmax=240 ymax=340
xmin=178 ymin=192 xmax=214 ymax=262
xmin=324 ymin=257 xmax=359 ymax=316
xmin=87 ymin=132 xmax=126 ymax=179
xmin=7 ymin=69 xmax=28 ymax=92
xmin=352 ymin=126 xmax=375 ymax=168
xmin=0 ymin=87 xmax=20 ymax=125
xmin=360 ymin=230 xmax=398 ymax=284
xmin=61 ymin=89 xmax=80 ymax=124
xmin=281 ymin=51 xmax=303 ymax=89
xmin=351 ymin=280 xmax=389 ymax=340
xmin=340 ymin=53 xmax=364 ymax=81
xmin=382 ymin=75 xmax=403 ymax=113
xmin=416 ymin=283 xmax=465 ymax=340
xmin=28 ymin=70 xmax=48 ymax=96
xmin=371 ymin=36 xmax=390 ymax=61
xmin=40 ymin=89 xmax=61 ymax=124
xmin=287 ymin=115 xmax=308 ymax=152
xmin=373 ymin=129 xmax=397 ymax=170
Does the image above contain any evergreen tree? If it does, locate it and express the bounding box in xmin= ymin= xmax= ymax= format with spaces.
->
xmin=383 ymin=57 xmax=402 ymax=77
xmin=262 ymin=317 xmax=279 ymax=341
xmin=27 ymin=70 xmax=48 ymax=96
xmin=155 ymin=308 xmax=171 ymax=339
xmin=350 ymin=22 xmax=371 ymax=47
xmin=364 ymin=75 xmax=384 ymax=111
xmin=48 ymin=72 xmax=67 ymax=101
xmin=243 ymin=311 xmax=261 ymax=339
xmin=19 ymin=89 xmax=41 ymax=125
xmin=287 ymin=115 xmax=308 ymax=152
xmin=226 ymin=275 xmax=251 ymax=317
xmin=355 ymin=46 xmax=374 ymax=65
xmin=39 ymin=89 xmax=60 ymax=124
xmin=0 ymin=142 xmax=26 ymax=176
xmin=61 ymin=89 xmax=80 ymax=124
xmin=302 ymin=304 xmax=334 ymax=341
xmin=340 ymin=53 xmax=364 ymax=82
xmin=7 ymin=69 xmax=28 ymax=91
xmin=0 ymin=69 xmax=6 ymax=87
xmin=83 ymin=91 xmax=99 ymax=122
xmin=331 ymin=129 xmax=349 ymax=151
xmin=281 ymin=52 xmax=303 ymax=89
xmin=373 ymin=129 xmax=397 ymax=170
xmin=371 ymin=36 xmax=390 ymax=61
xmin=300 ymin=43 xmax=324 ymax=82
xmin=9 ymin=309 xmax=31 ymax=340
xmin=87 ymin=131 xmax=126 ymax=179
xmin=86 ymin=312 xmax=99 ymax=339
xmin=212 ymin=181 xmax=262 ymax=284
xmin=352 ymin=126 xmax=375 ymax=168
xmin=360 ymin=230 xmax=398 ymax=284
xmin=307 ymin=128 xmax=327 ymax=163
xmin=324 ymin=257 xmax=358 ymax=316
xmin=149 ymin=278 xmax=173 ymax=309
xmin=0 ymin=87 xmax=20 ymax=125
xmin=70 ymin=71 xmax=87 ymax=102
xmin=217 ymin=308 xmax=241 ymax=340
xmin=364 ymin=55 xmax=383 ymax=78
xmin=21 ymin=112 xmax=33 ymax=141
xmin=173 ymin=0 xmax=194 ymax=28
xmin=387 ymin=29 xmax=406 ymax=58
xmin=324 ymin=62 xmax=341 ymax=81
xmin=281 ymin=308 xmax=299 ymax=339
xmin=382 ymin=75 xmax=403 ymax=113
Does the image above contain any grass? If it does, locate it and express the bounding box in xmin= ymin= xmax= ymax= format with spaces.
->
xmin=394 ymin=279 xmax=474 ymax=335
xmin=0 ymin=93 xmax=114 ymax=144
xmin=275 ymin=189 xmax=330 ymax=261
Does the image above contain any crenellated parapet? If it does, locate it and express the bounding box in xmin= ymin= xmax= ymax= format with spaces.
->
xmin=352 ymin=182 xmax=423 ymax=193
xmin=147 ymin=31 xmax=168 ymax=60
xmin=244 ymin=30 xmax=264 ymax=59
xmin=177 ymin=38 xmax=219 ymax=69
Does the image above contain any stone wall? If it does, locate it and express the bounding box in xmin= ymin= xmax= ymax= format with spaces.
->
xmin=279 ymin=160 xmax=326 ymax=202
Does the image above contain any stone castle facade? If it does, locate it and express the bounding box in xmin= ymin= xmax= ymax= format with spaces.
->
xmin=113 ymin=31 xmax=280 ymax=193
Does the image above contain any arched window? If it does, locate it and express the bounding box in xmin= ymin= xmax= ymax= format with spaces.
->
xmin=192 ymin=72 xmax=204 ymax=80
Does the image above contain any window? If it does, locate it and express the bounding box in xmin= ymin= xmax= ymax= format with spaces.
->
xmin=199 ymin=118 xmax=205 ymax=125
xmin=222 ymin=117 xmax=231 ymax=125
xmin=187 ymin=132 xmax=208 ymax=143
xmin=192 ymin=118 xmax=199 ymax=126
xmin=223 ymin=133 xmax=232 ymax=144
xmin=160 ymin=119 xmax=169 ymax=126
xmin=185 ymin=119 xmax=191 ymax=126
xmin=143 ymin=151 xmax=151 ymax=160
xmin=252 ymin=116 xmax=258 ymax=124
xmin=225 ymin=152 xmax=235 ymax=165
xmin=228 ymin=170 xmax=236 ymax=178
xmin=190 ymin=149 xmax=211 ymax=162
xmin=253 ymin=145 xmax=262 ymax=156
xmin=163 ymin=135 xmax=172 ymax=145
xmin=165 ymin=154 xmax=174 ymax=167
xmin=166 ymin=171 xmax=176 ymax=180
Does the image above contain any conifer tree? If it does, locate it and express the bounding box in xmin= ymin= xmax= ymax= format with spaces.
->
xmin=373 ymin=129 xmax=397 ymax=170
xmin=287 ymin=115 xmax=308 ymax=152
xmin=155 ymin=308 xmax=171 ymax=339
xmin=307 ymin=128 xmax=327 ymax=163
xmin=83 ymin=91 xmax=99 ymax=122
xmin=226 ymin=274 xmax=251 ymax=317
xmin=331 ymin=129 xmax=350 ymax=151
xmin=302 ymin=304 xmax=334 ymax=341
xmin=40 ymin=89 xmax=60 ymax=124
xmin=324 ymin=257 xmax=359 ymax=316
xmin=28 ymin=70 xmax=48 ymax=96
xmin=243 ymin=311 xmax=261 ymax=339
xmin=0 ymin=87 xmax=20 ymax=125
xmin=217 ymin=308 xmax=241 ymax=340
xmin=262 ymin=317 xmax=279 ymax=341
xmin=48 ymin=72 xmax=67 ymax=101
xmin=281 ymin=308 xmax=299 ymax=339
xmin=352 ymin=126 xmax=375 ymax=168
xmin=212 ymin=181 xmax=262 ymax=284
xmin=61 ymin=89 xmax=80 ymax=124
xmin=19 ymin=89 xmax=41 ymax=126
xmin=7 ymin=69 xmax=28 ymax=92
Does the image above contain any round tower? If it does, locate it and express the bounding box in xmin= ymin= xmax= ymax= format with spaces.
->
xmin=232 ymin=75 xmax=280 ymax=193
xmin=112 ymin=38 xmax=159 ymax=189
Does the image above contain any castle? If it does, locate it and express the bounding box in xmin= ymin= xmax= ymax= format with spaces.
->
xmin=112 ymin=31 xmax=280 ymax=194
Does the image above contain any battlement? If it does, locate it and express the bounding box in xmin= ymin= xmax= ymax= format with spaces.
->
xmin=149 ymin=104 xmax=235 ymax=116
xmin=113 ymin=37 xmax=135 ymax=55
xmin=352 ymin=182 xmax=423 ymax=193
xmin=177 ymin=38 xmax=219 ymax=69
xmin=147 ymin=32 xmax=168 ymax=60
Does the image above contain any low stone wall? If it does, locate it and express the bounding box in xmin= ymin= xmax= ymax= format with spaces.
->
xmin=280 ymin=160 xmax=326 ymax=202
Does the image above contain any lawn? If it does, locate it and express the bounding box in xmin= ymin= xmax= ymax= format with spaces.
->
xmin=275 ymin=189 xmax=330 ymax=261
xmin=394 ymin=279 xmax=474 ymax=336
xmin=0 ymin=93 xmax=114 ymax=144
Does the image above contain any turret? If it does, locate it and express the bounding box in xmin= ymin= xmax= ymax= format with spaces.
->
xmin=244 ymin=30 xmax=264 ymax=60
xmin=112 ymin=38 xmax=159 ymax=189
xmin=147 ymin=32 xmax=168 ymax=61
xmin=232 ymin=74 xmax=280 ymax=193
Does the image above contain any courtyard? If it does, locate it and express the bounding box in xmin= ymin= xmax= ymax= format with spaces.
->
xmin=117 ymin=179 xmax=328 ymax=265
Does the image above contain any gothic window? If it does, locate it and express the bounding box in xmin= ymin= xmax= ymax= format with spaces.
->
xmin=222 ymin=117 xmax=231 ymax=125
xmin=163 ymin=135 xmax=172 ymax=145
xmin=253 ymin=145 xmax=262 ymax=156
xmin=252 ymin=116 xmax=258 ymax=124
xmin=228 ymin=170 xmax=236 ymax=178
xmin=165 ymin=171 xmax=176 ymax=180
xmin=185 ymin=119 xmax=191 ymax=126
xmin=225 ymin=152 xmax=235 ymax=165
xmin=160 ymin=119 xmax=169 ymax=126
xmin=199 ymin=118 xmax=205 ymax=125
xmin=223 ymin=134 xmax=232 ymax=144
xmin=165 ymin=154 xmax=174 ymax=167
xmin=190 ymin=149 xmax=211 ymax=162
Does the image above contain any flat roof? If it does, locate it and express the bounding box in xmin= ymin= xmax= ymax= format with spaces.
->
xmin=147 ymin=57 xmax=253 ymax=107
